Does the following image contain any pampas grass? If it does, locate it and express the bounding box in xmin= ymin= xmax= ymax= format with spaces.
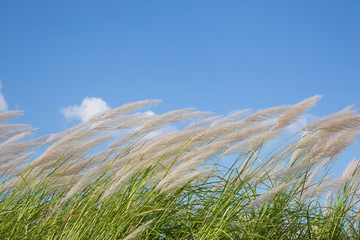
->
xmin=1 ymin=96 xmax=360 ymax=239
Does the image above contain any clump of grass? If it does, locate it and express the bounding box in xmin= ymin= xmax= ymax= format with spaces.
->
xmin=1 ymin=96 xmax=360 ymax=239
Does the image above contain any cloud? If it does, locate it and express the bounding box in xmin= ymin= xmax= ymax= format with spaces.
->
xmin=61 ymin=97 xmax=111 ymax=122
xmin=143 ymin=125 xmax=178 ymax=140
xmin=125 ymin=110 xmax=178 ymax=140
xmin=0 ymin=81 xmax=8 ymax=112
xmin=286 ymin=113 xmax=318 ymax=134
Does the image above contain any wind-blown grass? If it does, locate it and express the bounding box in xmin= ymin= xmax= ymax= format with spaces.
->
xmin=1 ymin=96 xmax=360 ymax=239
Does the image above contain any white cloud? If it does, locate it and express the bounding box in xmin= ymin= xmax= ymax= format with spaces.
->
xmin=143 ymin=125 xmax=178 ymax=140
xmin=286 ymin=113 xmax=318 ymax=134
xmin=61 ymin=97 xmax=111 ymax=122
xmin=0 ymin=81 xmax=8 ymax=112
xmin=126 ymin=110 xmax=178 ymax=140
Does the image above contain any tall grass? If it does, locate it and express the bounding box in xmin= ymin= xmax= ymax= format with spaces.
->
xmin=1 ymin=96 xmax=360 ymax=239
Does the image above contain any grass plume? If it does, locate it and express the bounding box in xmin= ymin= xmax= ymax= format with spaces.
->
xmin=1 ymin=97 xmax=360 ymax=239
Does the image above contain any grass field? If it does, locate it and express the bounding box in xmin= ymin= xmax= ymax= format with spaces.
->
xmin=1 ymin=96 xmax=360 ymax=239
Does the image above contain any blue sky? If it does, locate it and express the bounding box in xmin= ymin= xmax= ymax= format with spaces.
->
xmin=0 ymin=1 xmax=359 ymax=174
